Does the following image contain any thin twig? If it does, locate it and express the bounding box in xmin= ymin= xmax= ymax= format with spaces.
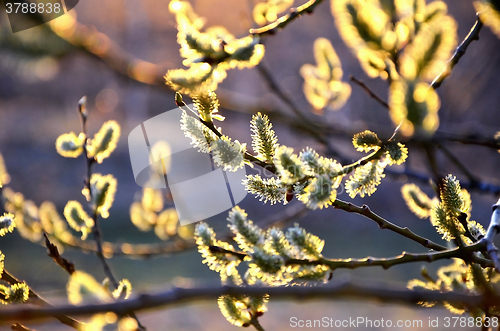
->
xmin=349 ymin=76 xmax=389 ymax=109
xmin=78 ymin=98 xmax=146 ymax=331
xmin=78 ymin=98 xmax=119 ymax=290
xmin=437 ymin=144 xmax=479 ymax=186
xmin=331 ymin=199 xmax=446 ymax=251
xmin=210 ymin=240 xmax=491 ymax=270
xmin=1 ymin=279 xmax=499 ymax=323
xmin=250 ymin=0 xmax=325 ymax=37
xmin=431 ymin=14 xmax=484 ymax=89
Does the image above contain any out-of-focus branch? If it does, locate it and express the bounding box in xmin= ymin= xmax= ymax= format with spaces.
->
xmin=0 ymin=279 xmax=498 ymax=323
xmin=431 ymin=14 xmax=483 ymax=89
xmin=349 ymin=76 xmax=389 ymax=109
xmin=250 ymin=0 xmax=325 ymax=37
xmin=437 ymin=144 xmax=480 ymax=186
xmin=78 ymin=100 xmax=119 ymax=291
xmin=1 ymin=271 xmax=81 ymax=329
xmin=48 ymin=16 xmax=169 ymax=88
xmin=432 ymin=131 xmax=500 ymax=150
xmin=332 ymin=199 xmax=446 ymax=251
xmin=77 ymin=99 xmax=145 ymax=331
xmin=59 ymin=203 xmax=308 ymax=258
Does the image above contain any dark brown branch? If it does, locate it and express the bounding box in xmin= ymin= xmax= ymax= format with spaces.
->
xmin=437 ymin=144 xmax=480 ymax=186
xmin=43 ymin=233 xmax=75 ymax=275
xmin=210 ymin=240 xmax=491 ymax=270
xmin=78 ymin=99 xmax=119 ymax=290
xmin=289 ymin=241 xmax=490 ymax=269
xmin=332 ymin=199 xmax=446 ymax=251
xmin=431 ymin=14 xmax=483 ymax=89
xmin=350 ymin=75 xmax=389 ymax=109
xmin=0 ymin=279 xmax=499 ymax=323
xmin=250 ymin=0 xmax=325 ymax=37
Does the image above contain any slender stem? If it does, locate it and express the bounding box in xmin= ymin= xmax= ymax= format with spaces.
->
xmin=331 ymin=199 xmax=446 ymax=251
xmin=90 ymin=212 xmax=119 ymax=288
xmin=437 ymin=143 xmax=479 ymax=186
xmin=431 ymin=14 xmax=483 ymax=89
xmin=350 ymin=75 xmax=389 ymax=109
xmin=288 ymin=241 xmax=489 ymax=270
xmin=250 ymin=317 xmax=266 ymax=331
xmin=79 ymin=101 xmax=119 ymax=289
xmin=250 ymin=0 xmax=325 ymax=37
xmin=209 ymin=241 xmax=492 ymax=270
xmin=422 ymin=143 xmax=441 ymax=196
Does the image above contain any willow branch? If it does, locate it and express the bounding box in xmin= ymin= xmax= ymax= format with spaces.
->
xmin=79 ymin=103 xmax=119 ymax=291
xmin=1 ymin=270 xmax=81 ymax=329
xmin=210 ymin=240 xmax=491 ymax=270
xmin=288 ymin=241 xmax=490 ymax=269
xmin=58 ymin=203 xmax=308 ymax=258
xmin=331 ymin=199 xmax=446 ymax=251
xmin=43 ymin=233 xmax=75 ymax=275
xmin=1 ymin=279 xmax=498 ymax=323
xmin=349 ymin=76 xmax=389 ymax=109
xmin=250 ymin=0 xmax=325 ymax=37
xmin=431 ymin=14 xmax=483 ymax=89
xmin=437 ymin=144 xmax=479 ymax=186
xmin=78 ymin=101 xmax=146 ymax=331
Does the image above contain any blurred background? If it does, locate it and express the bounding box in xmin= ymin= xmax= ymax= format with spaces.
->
xmin=0 ymin=0 xmax=500 ymax=330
